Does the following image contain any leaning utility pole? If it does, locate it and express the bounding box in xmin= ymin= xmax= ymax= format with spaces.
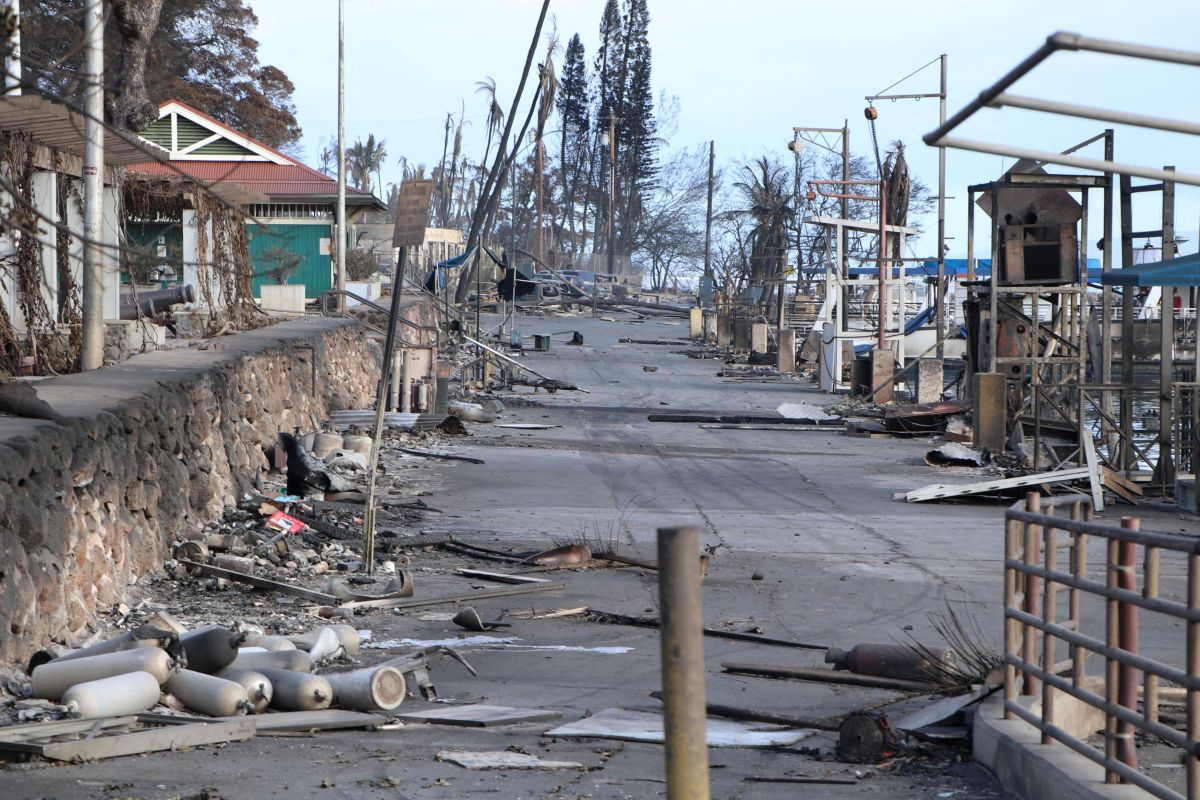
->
xmin=334 ymin=0 xmax=347 ymax=314
xmin=703 ymin=140 xmax=714 ymax=282
xmin=80 ymin=0 xmax=104 ymax=370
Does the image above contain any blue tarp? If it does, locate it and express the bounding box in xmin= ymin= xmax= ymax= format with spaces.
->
xmin=437 ymin=245 xmax=478 ymax=269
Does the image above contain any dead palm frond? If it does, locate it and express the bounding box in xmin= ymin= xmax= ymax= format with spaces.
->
xmin=901 ymin=598 xmax=1002 ymax=688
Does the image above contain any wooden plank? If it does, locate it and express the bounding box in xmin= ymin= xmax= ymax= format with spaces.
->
xmin=1102 ymin=468 xmax=1141 ymax=505
xmin=721 ymin=662 xmax=935 ymax=692
xmin=1102 ymin=467 xmax=1144 ymax=496
xmin=0 ymin=716 xmax=138 ymax=744
xmin=338 ymin=581 xmax=566 ymax=611
xmin=454 ymin=569 xmax=551 ymax=585
xmin=180 ymin=560 xmax=339 ymax=605
xmin=901 ymin=467 xmax=1091 ymax=503
xmin=140 ymin=710 xmax=385 ymax=732
xmin=1082 ymin=433 xmax=1106 ymax=512
xmin=396 ymin=704 xmax=561 ymax=727
xmin=37 ymin=719 xmax=254 ymax=761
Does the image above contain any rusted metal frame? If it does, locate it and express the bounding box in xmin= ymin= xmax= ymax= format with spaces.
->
xmin=1005 ymin=654 xmax=1195 ymax=754
xmin=1005 ymin=514 xmax=1023 ymax=719
xmin=1156 ymin=168 xmax=1177 ymax=494
xmin=1145 ymin=544 xmax=1161 ymax=724
xmin=1022 ymin=493 xmax=1042 ymax=696
xmin=1006 ymin=559 xmax=1200 ymax=623
xmin=1005 ymin=694 xmax=1189 ymax=800
xmin=1115 ymin=518 xmax=1141 ymax=771
xmin=1006 ymin=606 xmax=1199 ymax=689
xmin=1006 ymin=510 xmax=1200 ymax=552
xmin=1071 ymin=501 xmax=1088 ymax=689
xmin=989 ymin=191 xmax=1000 ymax=374
xmin=1042 ymin=515 xmax=1060 ymax=741
xmin=1033 ymin=294 xmax=1043 ymax=470
xmin=1188 ymin=552 xmax=1200 ymax=797
xmin=1106 ymin=535 xmax=1122 ymax=782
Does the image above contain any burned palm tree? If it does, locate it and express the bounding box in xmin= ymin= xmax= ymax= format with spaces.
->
xmin=882 ymin=140 xmax=911 ymax=262
xmin=734 ymin=157 xmax=793 ymax=307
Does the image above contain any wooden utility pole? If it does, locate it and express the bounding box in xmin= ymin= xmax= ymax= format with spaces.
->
xmin=703 ymin=140 xmax=714 ymax=282
xmin=536 ymin=134 xmax=544 ymax=264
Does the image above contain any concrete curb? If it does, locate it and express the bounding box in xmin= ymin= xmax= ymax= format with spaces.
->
xmin=973 ymin=694 xmax=1149 ymax=800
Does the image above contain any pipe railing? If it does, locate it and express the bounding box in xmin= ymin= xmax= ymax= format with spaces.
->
xmin=1005 ymin=492 xmax=1200 ymax=799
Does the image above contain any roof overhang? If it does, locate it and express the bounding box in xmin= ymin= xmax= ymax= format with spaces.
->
xmin=0 ymin=95 xmax=170 ymax=166
xmin=1100 ymin=253 xmax=1200 ymax=288
xmin=270 ymin=193 xmax=388 ymax=212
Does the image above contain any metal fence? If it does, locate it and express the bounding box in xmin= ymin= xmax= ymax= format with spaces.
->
xmin=1004 ymin=492 xmax=1200 ymax=799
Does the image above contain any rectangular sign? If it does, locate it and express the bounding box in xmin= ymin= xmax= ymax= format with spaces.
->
xmin=392 ymin=179 xmax=434 ymax=247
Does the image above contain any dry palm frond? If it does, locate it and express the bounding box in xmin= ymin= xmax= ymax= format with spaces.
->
xmin=901 ymin=599 xmax=1003 ymax=688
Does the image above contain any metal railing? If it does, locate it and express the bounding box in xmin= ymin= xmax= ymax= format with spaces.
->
xmin=1005 ymin=492 xmax=1200 ymax=799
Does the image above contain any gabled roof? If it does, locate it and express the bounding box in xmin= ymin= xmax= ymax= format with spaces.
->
xmin=130 ymin=100 xmax=385 ymax=210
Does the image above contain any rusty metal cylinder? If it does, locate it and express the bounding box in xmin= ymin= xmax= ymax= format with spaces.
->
xmin=118 ymin=284 xmax=196 ymax=320
xmin=62 ymin=671 xmax=161 ymax=719
xmin=824 ymin=643 xmax=956 ymax=682
xmin=32 ymin=648 xmax=175 ymax=701
xmin=215 ymin=668 xmax=273 ymax=713
xmin=180 ymin=626 xmax=244 ymax=674
xmin=324 ymin=665 xmax=406 ymax=712
xmin=256 ymin=667 xmax=332 ymax=711
xmin=657 ymin=525 xmax=710 ymax=800
xmin=1116 ymin=518 xmax=1140 ymax=769
xmin=230 ymin=648 xmax=314 ymax=673
xmin=48 ymin=627 xmax=174 ymax=664
xmin=164 ymin=669 xmax=252 ymax=717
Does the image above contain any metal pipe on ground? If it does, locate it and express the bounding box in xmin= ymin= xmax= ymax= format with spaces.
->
xmin=119 ymin=285 xmax=196 ymax=320
xmin=657 ymin=525 xmax=710 ymax=799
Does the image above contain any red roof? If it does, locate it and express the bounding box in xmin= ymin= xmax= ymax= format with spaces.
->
xmin=130 ymin=160 xmax=377 ymax=203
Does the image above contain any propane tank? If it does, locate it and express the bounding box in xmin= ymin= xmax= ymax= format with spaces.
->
xmin=180 ymin=626 xmax=244 ymax=674
xmin=215 ymin=668 xmax=273 ymax=713
xmin=289 ymin=625 xmax=361 ymax=657
xmin=164 ymin=670 xmax=252 ymax=717
xmin=242 ymin=635 xmax=297 ymax=652
xmin=50 ymin=627 xmax=176 ymax=664
xmin=61 ymin=671 xmax=161 ymax=719
xmin=824 ymin=643 xmax=957 ymax=682
xmin=32 ymin=648 xmax=175 ymax=701
xmin=230 ymin=649 xmax=313 ymax=673
xmin=323 ymin=665 xmax=406 ymax=712
xmin=256 ymin=667 xmax=332 ymax=711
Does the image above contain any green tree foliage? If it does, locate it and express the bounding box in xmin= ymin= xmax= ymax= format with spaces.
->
xmin=555 ymin=34 xmax=590 ymax=258
xmin=347 ymin=134 xmax=387 ymax=193
xmin=21 ymin=0 xmax=302 ymax=147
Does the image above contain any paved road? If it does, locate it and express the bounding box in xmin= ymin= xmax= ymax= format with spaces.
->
xmin=3 ymin=312 xmax=1035 ymax=799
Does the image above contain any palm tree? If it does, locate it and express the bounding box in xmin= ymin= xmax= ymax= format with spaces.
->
xmin=474 ymin=77 xmax=505 ymax=184
xmin=734 ymin=157 xmax=793 ymax=302
xmin=347 ymin=134 xmax=387 ymax=193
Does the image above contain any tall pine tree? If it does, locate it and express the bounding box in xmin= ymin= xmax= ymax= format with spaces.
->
xmin=556 ymin=34 xmax=590 ymax=258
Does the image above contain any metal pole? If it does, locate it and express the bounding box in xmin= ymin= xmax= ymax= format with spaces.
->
xmin=703 ymin=140 xmax=714 ymax=282
xmin=656 ymin=525 xmax=710 ymax=800
xmin=1115 ymin=518 xmax=1140 ymax=771
xmin=1101 ymin=131 xmax=1115 ymax=460
xmin=362 ymin=247 xmax=407 ymax=573
xmin=79 ymin=0 xmax=104 ymax=371
xmin=4 ymin=0 xmax=20 ymax=96
xmin=936 ymin=54 xmax=947 ymax=358
xmin=603 ymin=115 xmax=615 ymax=318
xmin=335 ymin=0 xmax=347 ymax=315
xmin=1119 ymin=175 xmax=1135 ymax=470
xmin=878 ymin=187 xmax=887 ymax=351
xmin=1157 ymin=167 xmax=1176 ymax=492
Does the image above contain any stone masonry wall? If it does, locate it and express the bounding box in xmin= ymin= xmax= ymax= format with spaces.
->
xmin=0 ymin=317 xmax=382 ymax=665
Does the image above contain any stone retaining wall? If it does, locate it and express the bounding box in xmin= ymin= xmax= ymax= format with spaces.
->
xmin=0 ymin=317 xmax=383 ymax=665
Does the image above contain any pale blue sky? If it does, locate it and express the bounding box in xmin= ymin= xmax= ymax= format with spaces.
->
xmin=253 ymin=0 xmax=1200 ymax=261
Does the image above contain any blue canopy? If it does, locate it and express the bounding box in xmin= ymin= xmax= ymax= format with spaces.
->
xmin=1100 ymin=252 xmax=1200 ymax=287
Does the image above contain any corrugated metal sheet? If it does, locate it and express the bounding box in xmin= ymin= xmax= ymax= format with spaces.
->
xmin=247 ymin=221 xmax=333 ymax=299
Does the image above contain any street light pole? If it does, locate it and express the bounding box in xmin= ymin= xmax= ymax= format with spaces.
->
xmin=865 ymin=53 xmax=948 ymax=356
xmin=601 ymin=115 xmax=617 ymax=319
xmin=335 ymin=0 xmax=347 ymax=315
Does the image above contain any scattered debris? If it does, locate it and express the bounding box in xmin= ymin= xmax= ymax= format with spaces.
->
xmin=721 ymin=662 xmax=935 ymax=692
xmin=451 ymin=607 xmax=512 ymax=632
xmin=437 ymin=750 xmax=583 ymax=770
xmin=900 ymin=466 xmax=1092 ymax=503
xmin=545 ymin=708 xmax=815 ymax=747
xmin=588 ymin=609 xmax=827 ymax=650
xmin=924 ymin=443 xmax=987 ymax=467
xmin=399 ymin=704 xmax=561 ymax=727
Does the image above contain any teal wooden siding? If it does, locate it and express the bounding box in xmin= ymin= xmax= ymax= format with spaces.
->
xmin=125 ymin=221 xmax=183 ymax=288
xmin=247 ymin=221 xmax=333 ymax=299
